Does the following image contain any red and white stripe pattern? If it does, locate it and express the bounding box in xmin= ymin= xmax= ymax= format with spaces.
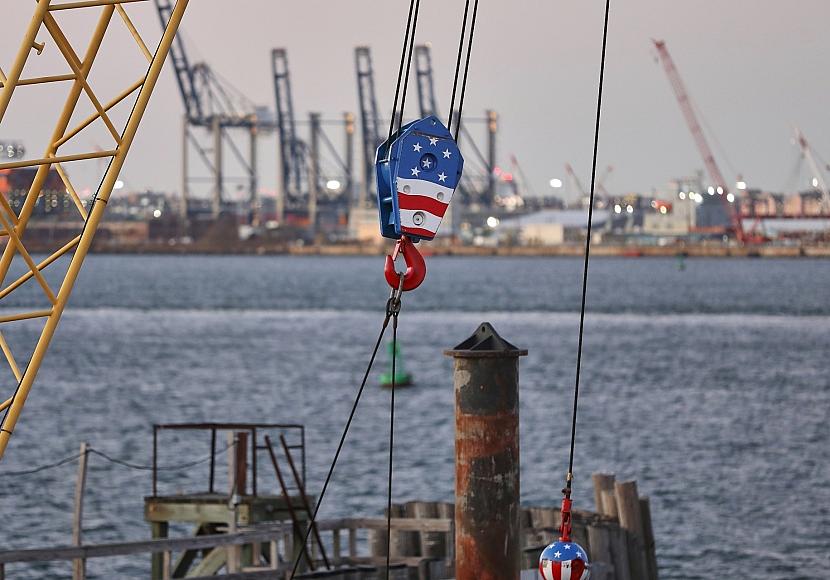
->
xmin=396 ymin=177 xmax=454 ymax=239
xmin=539 ymin=557 xmax=588 ymax=580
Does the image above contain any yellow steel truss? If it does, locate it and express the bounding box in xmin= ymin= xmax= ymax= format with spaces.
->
xmin=0 ymin=0 xmax=190 ymax=460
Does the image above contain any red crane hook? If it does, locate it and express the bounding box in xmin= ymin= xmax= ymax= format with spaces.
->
xmin=384 ymin=236 xmax=426 ymax=292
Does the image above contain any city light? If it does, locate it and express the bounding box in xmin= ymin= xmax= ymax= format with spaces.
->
xmin=626 ymin=205 xmax=634 ymax=214
xmin=486 ymin=216 xmax=500 ymax=228
xmin=153 ymin=209 xmax=162 ymax=218
xmin=716 ymin=186 xmax=724 ymax=195
xmin=813 ymin=178 xmax=819 ymax=188
xmin=726 ymin=193 xmax=735 ymax=203
xmin=659 ymin=206 xmax=668 ymax=214
xmin=707 ymin=186 xmax=715 ymax=195
xmin=326 ymin=179 xmax=341 ymax=191
xmin=549 ymin=178 xmax=563 ymax=188
xmin=614 ymin=204 xmax=622 ymax=214
xmin=678 ymin=192 xmax=686 ymax=200
xmin=736 ymin=181 xmax=747 ymax=190
xmin=114 ymin=180 xmax=124 ymax=190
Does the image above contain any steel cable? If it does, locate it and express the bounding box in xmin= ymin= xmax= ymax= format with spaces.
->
xmin=387 ymin=0 xmax=421 ymax=140
xmin=566 ymin=0 xmax=612 ymax=487
xmin=384 ymin=311 xmax=399 ymax=579
xmin=452 ymin=0 xmax=480 ymax=142
xmin=288 ymin=293 xmax=400 ymax=579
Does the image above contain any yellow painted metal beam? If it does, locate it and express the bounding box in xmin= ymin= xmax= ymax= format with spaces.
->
xmin=50 ymin=0 xmax=147 ymax=10
xmin=116 ymin=5 xmax=153 ymax=62
xmin=0 ymin=0 xmax=191 ymax=460
xmin=0 ymin=333 xmax=22 ymax=382
xmin=0 ymin=150 xmax=116 ymax=171
xmin=0 ymin=5 xmax=113 ymax=290
xmin=0 ymin=310 xmax=53 ymax=325
xmin=55 ymin=77 xmax=144 ymax=148
xmin=0 ymin=73 xmax=76 ymax=88
xmin=0 ymin=236 xmax=81 ymax=301
xmin=0 ymin=211 xmax=58 ymax=304
xmin=43 ymin=13 xmax=123 ymax=144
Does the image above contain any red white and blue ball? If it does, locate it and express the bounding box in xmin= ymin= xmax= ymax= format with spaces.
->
xmin=539 ymin=540 xmax=590 ymax=580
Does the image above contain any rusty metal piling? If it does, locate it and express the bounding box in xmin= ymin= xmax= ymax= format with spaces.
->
xmin=445 ymin=322 xmax=527 ymax=580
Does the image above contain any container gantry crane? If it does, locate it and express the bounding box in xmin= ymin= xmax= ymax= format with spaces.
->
xmin=155 ymin=0 xmax=259 ymax=222
xmin=652 ymin=39 xmax=752 ymax=243
xmin=354 ymin=47 xmax=382 ymax=209
xmin=0 ymin=0 xmax=189 ymax=461
xmin=272 ymin=48 xmax=308 ymax=222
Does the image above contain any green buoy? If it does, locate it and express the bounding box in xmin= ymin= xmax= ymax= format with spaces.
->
xmin=380 ymin=341 xmax=413 ymax=388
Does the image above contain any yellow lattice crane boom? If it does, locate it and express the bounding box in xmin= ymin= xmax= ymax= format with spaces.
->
xmin=0 ymin=0 xmax=190 ymax=461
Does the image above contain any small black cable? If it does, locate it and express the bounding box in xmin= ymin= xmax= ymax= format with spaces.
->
xmin=387 ymin=0 xmax=419 ymax=140
xmin=289 ymin=301 xmax=397 ymax=579
xmin=394 ymin=0 xmax=422 ymax=136
xmin=453 ymin=0 xmax=480 ymax=142
xmin=89 ymin=442 xmax=232 ymax=472
xmin=447 ymin=0 xmax=471 ymax=132
xmin=0 ymin=449 xmax=85 ymax=477
xmin=567 ymin=0 xmax=612 ymax=487
xmin=384 ymin=311 xmax=399 ymax=579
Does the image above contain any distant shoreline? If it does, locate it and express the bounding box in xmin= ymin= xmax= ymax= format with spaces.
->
xmin=70 ymin=242 xmax=830 ymax=258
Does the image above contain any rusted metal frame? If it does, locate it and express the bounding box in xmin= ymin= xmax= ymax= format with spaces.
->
xmin=0 ymin=0 xmax=190 ymax=459
xmin=0 ymin=73 xmax=76 ymax=88
xmin=0 ymin=332 xmax=22 ymax=381
xmin=49 ymin=0 xmax=148 ymax=10
xmin=0 ymin=211 xmax=58 ymax=304
xmin=279 ymin=434 xmax=330 ymax=569
xmin=263 ymin=436 xmax=316 ymax=571
xmin=0 ymin=5 xmax=114 ymax=290
xmin=0 ymin=310 xmax=53 ymax=324
xmin=115 ymin=5 xmax=153 ymax=62
xmin=53 ymin=163 xmax=89 ymax=219
xmin=42 ymin=13 xmax=122 ymax=144
xmin=56 ymin=77 xmax=144 ymax=149
xmin=0 ymin=236 xmax=81 ymax=302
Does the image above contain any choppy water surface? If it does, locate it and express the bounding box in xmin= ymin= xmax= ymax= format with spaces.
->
xmin=0 ymin=256 xmax=828 ymax=579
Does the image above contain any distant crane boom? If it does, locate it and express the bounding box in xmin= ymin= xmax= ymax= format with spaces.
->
xmin=415 ymin=45 xmax=439 ymax=119
xmin=652 ymin=39 xmax=746 ymax=242
xmin=794 ymin=127 xmax=830 ymax=213
xmin=355 ymin=47 xmax=381 ymax=207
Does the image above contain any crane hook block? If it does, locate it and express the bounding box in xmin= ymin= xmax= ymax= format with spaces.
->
xmin=375 ymin=115 xmax=464 ymax=242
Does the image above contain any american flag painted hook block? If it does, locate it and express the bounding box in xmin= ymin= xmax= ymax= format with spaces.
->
xmin=375 ymin=115 xmax=464 ymax=241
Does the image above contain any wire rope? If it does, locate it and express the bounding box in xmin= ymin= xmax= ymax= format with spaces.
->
xmin=447 ymin=0 xmax=471 ymax=133
xmin=288 ymin=287 xmax=401 ymax=579
xmin=452 ymin=0 xmax=480 ymax=142
xmin=566 ymin=0 xmax=611 ymax=490
xmin=387 ymin=0 xmax=421 ymax=140
xmin=384 ymin=310 xmax=399 ymax=578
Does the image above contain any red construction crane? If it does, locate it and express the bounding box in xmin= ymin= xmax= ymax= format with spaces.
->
xmin=652 ymin=39 xmax=750 ymax=243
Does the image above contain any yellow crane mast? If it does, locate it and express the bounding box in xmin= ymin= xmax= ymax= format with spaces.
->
xmin=0 ymin=0 xmax=190 ymax=461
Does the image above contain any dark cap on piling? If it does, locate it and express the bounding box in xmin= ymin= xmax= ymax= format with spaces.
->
xmin=444 ymin=322 xmax=528 ymax=359
xmin=446 ymin=322 xmax=526 ymax=580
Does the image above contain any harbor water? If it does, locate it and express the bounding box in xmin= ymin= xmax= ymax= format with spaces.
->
xmin=0 ymin=255 xmax=828 ymax=579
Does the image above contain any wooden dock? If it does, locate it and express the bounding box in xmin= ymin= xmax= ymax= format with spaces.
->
xmin=0 ymin=472 xmax=656 ymax=579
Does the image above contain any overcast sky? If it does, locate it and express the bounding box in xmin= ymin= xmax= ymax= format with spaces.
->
xmin=1 ymin=0 xmax=828 ymax=203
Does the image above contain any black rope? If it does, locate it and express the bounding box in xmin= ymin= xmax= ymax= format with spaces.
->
xmin=394 ymin=0 xmax=422 ymax=136
xmin=447 ymin=0 xmax=471 ymax=132
xmin=0 ymin=449 xmax=86 ymax=477
xmin=90 ymin=443 xmax=232 ymax=472
xmin=387 ymin=0 xmax=420 ymax=140
xmin=566 ymin=0 xmax=612 ymax=489
xmin=384 ymin=311 xmax=399 ymax=579
xmin=452 ymin=0 xmax=480 ymax=142
xmin=0 ymin=441 xmax=231 ymax=477
xmin=289 ymin=291 xmax=400 ymax=579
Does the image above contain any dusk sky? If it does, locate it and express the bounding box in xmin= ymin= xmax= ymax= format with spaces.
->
xmin=1 ymin=0 xmax=828 ymax=202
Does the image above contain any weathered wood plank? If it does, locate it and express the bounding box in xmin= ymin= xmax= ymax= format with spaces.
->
xmin=0 ymin=525 xmax=288 ymax=564
xmin=615 ymin=481 xmax=648 ymax=580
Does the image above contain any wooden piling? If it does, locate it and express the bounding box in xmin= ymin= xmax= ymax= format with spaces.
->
xmin=614 ymin=480 xmax=648 ymax=580
xmin=640 ymin=497 xmax=659 ymax=580
xmin=72 ymin=441 xmax=89 ymax=580
xmin=592 ymin=473 xmax=615 ymax=514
